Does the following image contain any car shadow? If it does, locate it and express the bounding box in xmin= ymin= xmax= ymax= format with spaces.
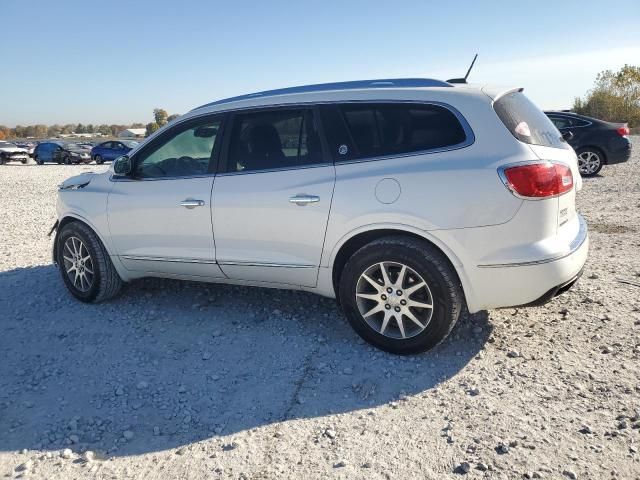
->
xmin=0 ymin=264 xmax=492 ymax=457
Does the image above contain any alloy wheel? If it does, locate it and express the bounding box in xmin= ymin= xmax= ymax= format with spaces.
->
xmin=578 ymin=151 xmax=601 ymax=175
xmin=355 ymin=261 xmax=434 ymax=339
xmin=62 ymin=236 xmax=94 ymax=292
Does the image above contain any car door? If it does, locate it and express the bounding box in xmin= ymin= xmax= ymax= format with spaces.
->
xmin=107 ymin=114 xmax=226 ymax=278
xmin=112 ymin=142 xmax=126 ymax=160
xmin=212 ymin=106 xmax=335 ymax=287
xmin=98 ymin=142 xmax=112 ymax=160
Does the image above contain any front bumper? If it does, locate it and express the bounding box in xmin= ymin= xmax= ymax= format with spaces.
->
xmin=467 ymin=215 xmax=589 ymax=311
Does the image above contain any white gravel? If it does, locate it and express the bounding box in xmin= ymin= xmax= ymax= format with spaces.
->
xmin=1 ymin=141 xmax=639 ymax=479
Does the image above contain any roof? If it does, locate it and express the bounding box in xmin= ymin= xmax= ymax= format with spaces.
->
xmin=192 ymin=78 xmax=452 ymax=111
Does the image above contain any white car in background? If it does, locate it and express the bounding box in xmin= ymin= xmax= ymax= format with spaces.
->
xmin=0 ymin=141 xmax=29 ymax=164
xmin=52 ymin=78 xmax=588 ymax=354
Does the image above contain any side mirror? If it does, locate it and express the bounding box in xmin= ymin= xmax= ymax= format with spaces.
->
xmin=562 ymin=131 xmax=573 ymax=142
xmin=113 ymin=155 xmax=132 ymax=176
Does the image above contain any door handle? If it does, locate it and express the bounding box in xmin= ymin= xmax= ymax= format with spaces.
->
xmin=180 ymin=199 xmax=205 ymax=209
xmin=289 ymin=194 xmax=320 ymax=206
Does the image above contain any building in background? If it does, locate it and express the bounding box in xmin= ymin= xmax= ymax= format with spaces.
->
xmin=118 ymin=128 xmax=146 ymax=139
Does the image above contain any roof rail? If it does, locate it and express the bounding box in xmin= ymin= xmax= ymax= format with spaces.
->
xmin=192 ymin=78 xmax=451 ymax=110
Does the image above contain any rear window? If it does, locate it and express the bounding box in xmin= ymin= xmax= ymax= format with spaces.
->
xmin=494 ymin=92 xmax=565 ymax=148
xmin=322 ymin=103 xmax=468 ymax=161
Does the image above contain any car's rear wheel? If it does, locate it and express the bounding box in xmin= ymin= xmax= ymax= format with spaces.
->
xmin=0 ymin=154 xmax=5 ymax=165
xmin=34 ymin=155 xmax=44 ymax=165
xmin=339 ymin=236 xmax=463 ymax=354
xmin=94 ymin=154 xmax=103 ymax=164
xmin=56 ymin=221 xmax=123 ymax=303
xmin=576 ymin=147 xmax=604 ymax=176
xmin=20 ymin=158 xmax=27 ymax=164
xmin=63 ymin=155 xmax=71 ymax=165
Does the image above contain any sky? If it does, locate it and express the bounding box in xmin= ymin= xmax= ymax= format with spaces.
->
xmin=2 ymin=0 xmax=639 ymax=127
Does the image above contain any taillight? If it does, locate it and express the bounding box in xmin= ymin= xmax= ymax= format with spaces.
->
xmin=617 ymin=125 xmax=630 ymax=136
xmin=499 ymin=162 xmax=573 ymax=198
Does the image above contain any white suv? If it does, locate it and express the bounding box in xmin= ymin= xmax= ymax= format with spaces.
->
xmin=53 ymin=79 xmax=588 ymax=354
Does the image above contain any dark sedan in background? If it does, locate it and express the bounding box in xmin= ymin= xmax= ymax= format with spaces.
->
xmin=545 ymin=111 xmax=632 ymax=176
xmin=33 ymin=142 xmax=92 ymax=165
xmin=90 ymin=140 xmax=138 ymax=164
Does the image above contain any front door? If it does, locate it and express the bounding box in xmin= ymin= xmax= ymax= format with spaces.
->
xmin=212 ymin=107 xmax=335 ymax=287
xmin=107 ymin=115 xmax=226 ymax=278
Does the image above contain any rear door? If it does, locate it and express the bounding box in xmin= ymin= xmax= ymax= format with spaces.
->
xmin=212 ymin=106 xmax=335 ymax=287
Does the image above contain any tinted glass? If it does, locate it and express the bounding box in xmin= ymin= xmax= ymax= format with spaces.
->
xmin=548 ymin=116 xmax=572 ymax=129
xmin=135 ymin=119 xmax=221 ymax=178
xmin=227 ymin=109 xmax=322 ymax=172
xmin=494 ymin=92 xmax=565 ymax=148
xmin=330 ymin=103 xmax=466 ymax=161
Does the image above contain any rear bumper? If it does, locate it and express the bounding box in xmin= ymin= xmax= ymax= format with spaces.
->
xmin=605 ymin=137 xmax=632 ymax=165
xmin=463 ymin=215 xmax=589 ymax=311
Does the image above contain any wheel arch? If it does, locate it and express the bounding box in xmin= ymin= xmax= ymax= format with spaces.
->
xmin=328 ymin=225 xmax=473 ymax=310
xmin=577 ymin=145 xmax=607 ymax=164
xmin=53 ymin=214 xmax=114 ymax=265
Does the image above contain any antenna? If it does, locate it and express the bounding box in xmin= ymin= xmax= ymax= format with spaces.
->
xmin=446 ymin=54 xmax=478 ymax=84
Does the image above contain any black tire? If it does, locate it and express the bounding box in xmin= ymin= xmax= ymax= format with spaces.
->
xmin=576 ymin=147 xmax=604 ymax=177
xmin=0 ymin=154 xmax=5 ymax=165
xmin=20 ymin=158 xmax=27 ymax=164
xmin=339 ymin=236 xmax=463 ymax=355
xmin=56 ymin=221 xmax=123 ymax=303
xmin=35 ymin=155 xmax=44 ymax=165
xmin=63 ymin=155 xmax=71 ymax=165
xmin=94 ymin=154 xmax=103 ymax=164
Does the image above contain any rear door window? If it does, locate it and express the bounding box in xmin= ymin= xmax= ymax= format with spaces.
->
xmin=225 ymin=108 xmax=323 ymax=173
xmin=494 ymin=92 xmax=565 ymax=148
xmin=321 ymin=103 xmax=468 ymax=161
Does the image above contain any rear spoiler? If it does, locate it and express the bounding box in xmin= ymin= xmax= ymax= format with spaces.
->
xmin=481 ymin=86 xmax=523 ymax=102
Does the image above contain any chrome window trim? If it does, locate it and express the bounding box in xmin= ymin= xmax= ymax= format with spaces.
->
xmin=110 ymin=173 xmax=216 ymax=182
xmin=546 ymin=114 xmax=592 ymax=129
xmin=478 ymin=215 xmax=587 ymax=268
xmin=121 ymin=256 xmax=315 ymax=269
xmin=119 ymin=100 xmax=474 ymax=180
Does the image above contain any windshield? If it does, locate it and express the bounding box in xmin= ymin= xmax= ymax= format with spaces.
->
xmin=0 ymin=142 xmax=17 ymax=148
xmin=494 ymin=91 xmax=567 ymax=149
xmin=64 ymin=143 xmax=80 ymax=149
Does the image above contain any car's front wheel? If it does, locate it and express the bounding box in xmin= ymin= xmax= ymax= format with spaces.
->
xmin=34 ymin=155 xmax=44 ymax=165
xmin=577 ymin=147 xmax=604 ymax=176
xmin=339 ymin=236 xmax=463 ymax=355
xmin=56 ymin=221 xmax=123 ymax=303
xmin=94 ymin=154 xmax=103 ymax=164
xmin=63 ymin=155 xmax=72 ymax=165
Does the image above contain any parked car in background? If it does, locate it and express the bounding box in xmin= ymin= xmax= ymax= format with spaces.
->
xmin=53 ymin=78 xmax=588 ymax=354
xmin=90 ymin=140 xmax=138 ymax=164
xmin=33 ymin=142 xmax=92 ymax=165
xmin=0 ymin=141 xmax=29 ymax=164
xmin=14 ymin=142 xmax=36 ymax=157
xmin=545 ymin=111 xmax=632 ymax=176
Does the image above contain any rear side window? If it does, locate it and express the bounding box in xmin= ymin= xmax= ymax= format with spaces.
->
xmin=321 ymin=103 xmax=468 ymax=161
xmin=226 ymin=109 xmax=323 ymax=173
xmin=494 ymin=92 xmax=565 ymax=148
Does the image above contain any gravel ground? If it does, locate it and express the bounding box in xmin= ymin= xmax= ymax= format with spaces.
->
xmin=1 ymin=142 xmax=639 ymax=480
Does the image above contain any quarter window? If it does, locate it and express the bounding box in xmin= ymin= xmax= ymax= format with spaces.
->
xmin=548 ymin=116 xmax=572 ymax=129
xmin=134 ymin=119 xmax=222 ymax=178
xmin=226 ymin=109 xmax=322 ymax=173
xmin=325 ymin=103 xmax=467 ymax=161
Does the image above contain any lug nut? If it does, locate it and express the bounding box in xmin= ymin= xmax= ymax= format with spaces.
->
xmin=400 ymin=299 xmax=407 ymax=306
xmin=394 ymin=306 xmax=401 ymax=312
xmin=385 ymin=304 xmax=391 ymax=310
xmin=396 ymin=290 xmax=403 ymax=296
xmin=381 ymin=294 xmax=387 ymax=300
xmin=387 ymin=287 xmax=393 ymax=293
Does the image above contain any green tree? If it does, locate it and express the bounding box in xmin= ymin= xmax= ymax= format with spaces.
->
xmin=146 ymin=122 xmax=160 ymax=137
xmin=153 ymin=108 xmax=169 ymax=126
xmin=167 ymin=114 xmax=180 ymax=123
xmin=573 ymin=64 xmax=640 ymax=127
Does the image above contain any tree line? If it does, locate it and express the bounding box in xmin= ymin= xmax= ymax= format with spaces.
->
xmin=0 ymin=108 xmax=180 ymax=141
xmin=573 ymin=64 xmax=639 ymax=128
